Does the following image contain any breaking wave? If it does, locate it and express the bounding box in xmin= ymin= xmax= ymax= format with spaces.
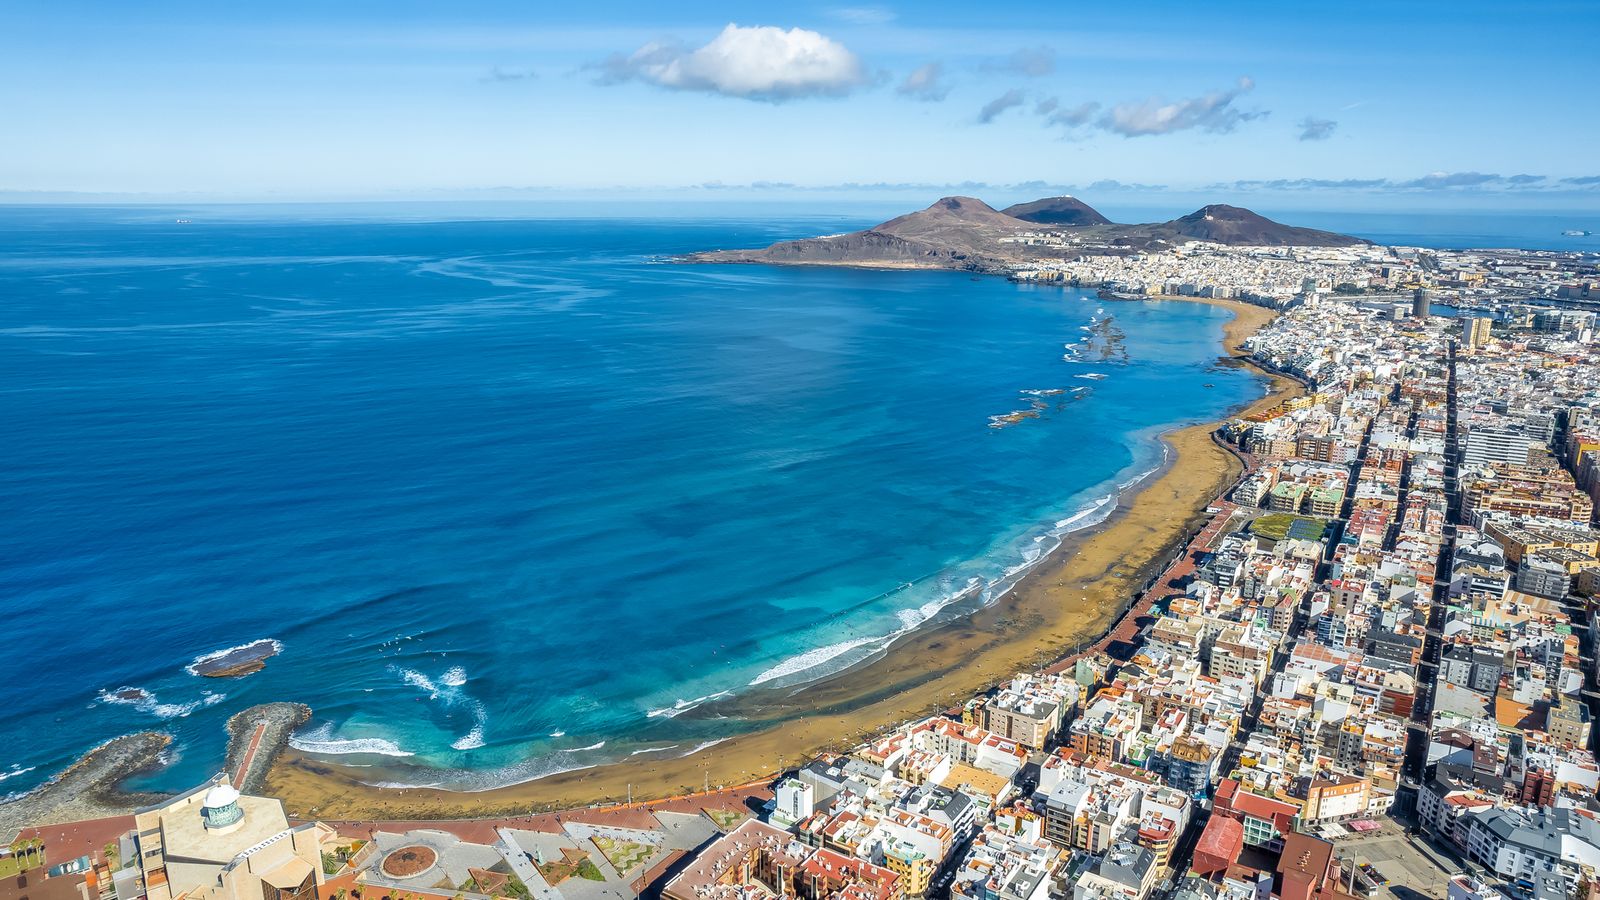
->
xmin=1055 ymin=493 xmax=1116 ymax=530
xmin=97 ymin=686 xmax=226 ymax=719
xmin=290 ymin=724 xmax=415 ymax=758
xmin=647 ymin=690 xmax=734 ymax=719
xmin=451 ymin=726 xmax=485 ymax=751
xmin=682 ymin=738 xmax=729 ymax=757
xmin=745 ymin=453 xmax=1162 ymax=690
xmin=393 ymin=664 xmax=489 ymax=752
xmin=0 ymin=765 xmax=36 ymax=784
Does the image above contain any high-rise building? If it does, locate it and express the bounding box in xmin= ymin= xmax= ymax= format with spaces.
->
xmin=1412 ymin=287 xmax=1432 ymax=319
xmin=1462 ymin=426 xmax=1534 ymax=469
xmin=1464 ymin=316 xmax=1493 ymax=349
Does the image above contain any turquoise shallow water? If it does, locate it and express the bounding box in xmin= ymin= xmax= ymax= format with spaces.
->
xmin=0 ymin=208 xmax=1263 ymax=794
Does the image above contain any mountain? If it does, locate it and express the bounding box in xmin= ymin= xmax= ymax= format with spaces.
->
xmin=690 ymin=196 xmax=1035 ymax=271
xmin=877 ymin=196 xmax=1035 ymax=238
xmin=1128 ymin=204 xmax=1366 ymax=247
xmin=686 ymin=196 xmax=1367 ymax=271
xmin=1001 ymin=196 xmax=1112 ymax=227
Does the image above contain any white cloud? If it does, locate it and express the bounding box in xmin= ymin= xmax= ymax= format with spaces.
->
xmin=897 ymin=62 xmax=948 ymax=101
xmin=593 ymin=23 xmax=868 ymax=101
xmin=1099 ymin=76 xmax=1265 ymax=136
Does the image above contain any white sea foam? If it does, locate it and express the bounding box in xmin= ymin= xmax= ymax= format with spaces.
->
xmin=97 ymin=686 xmax=218 ymax=719
xmin=393 ymin=664 xmax=489 ymax=753
xmin=752 ymin=574 xmax=992 ymax=688
xmin=560 ymin=741 xmax=605 ymax=753
xmin=1055 ymin=494 xmax=1116 ymax=530
xmin=437 ymin=754 xmax=599 ymax=792
xmin=466 ymin=763 xmax=595 ymax=791
xmin=749 ymin=636 xmax=882 ymax=686
xmin=646 ymin=690 xmax=733 ymax=719
xmin=396 ymin=667 xmax=439 ymax=697
xmin=682 ymin=738 xmax=729 ymax=757
xmin=549 ymin=730 xmax=566 ymax=737
xmin=184 ymin=638 xmax=282 ymax=676
xmin=1118 ymin=461 xmax=1164 ymax=492
xmin=748 ymin=469 xmax=1151 ymax=694
xmin=0 ymin=766 xmax=37 ymax=784
xmin=629 ymin=745 xmax=679 ymax=756
xmin=290 ymin=724 xmax=415 ymax=758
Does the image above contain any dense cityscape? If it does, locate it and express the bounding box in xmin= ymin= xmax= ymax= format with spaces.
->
xmin=1012 ymin=235 xmax=1600 ymax=313
xmin=8 ymin=1 xmax=1600 ymax=899
xmin=10 ymin=242 xmax=1600 ymax=900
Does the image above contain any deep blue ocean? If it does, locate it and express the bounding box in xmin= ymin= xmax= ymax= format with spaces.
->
xmin=0 ymin=203 xmax=1583 ymax=797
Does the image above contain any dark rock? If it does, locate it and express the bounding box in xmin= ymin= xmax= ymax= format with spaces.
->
xmin=1001 ymin=196 xmax=1113 ymax=226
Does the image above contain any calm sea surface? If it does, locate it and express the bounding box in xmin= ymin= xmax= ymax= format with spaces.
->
xmin=1 ymin=202 xmax=1543 ymax=795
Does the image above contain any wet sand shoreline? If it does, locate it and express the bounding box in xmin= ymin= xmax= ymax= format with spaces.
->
xmin=259 ymin=295 xmax=1301 ymax=820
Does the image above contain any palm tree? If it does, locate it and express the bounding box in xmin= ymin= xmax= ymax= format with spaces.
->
xmin=18 ymin=839 xmax=43 ymax=871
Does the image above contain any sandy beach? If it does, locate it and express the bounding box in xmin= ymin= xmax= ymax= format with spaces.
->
xmin=261 ymin=295 xmax=1300 ymax=821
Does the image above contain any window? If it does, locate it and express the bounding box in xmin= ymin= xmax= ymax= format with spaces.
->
xmin=260 ymin=870 xmax=316 ymax=900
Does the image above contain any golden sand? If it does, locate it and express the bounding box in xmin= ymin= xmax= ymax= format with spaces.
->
xmin=263 ymin=297 xmax=1300 ymax=820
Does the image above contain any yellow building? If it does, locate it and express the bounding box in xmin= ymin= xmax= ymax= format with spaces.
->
xmin=1300 ymin=774 xmax=1371 ymax=824
xmin=880 ymin=838 xmax=937 ymax=898
xmin=136 ymin=776 xmax=333 ymax=900
xmin=938 ymin=764 xmax=1012 ymax=813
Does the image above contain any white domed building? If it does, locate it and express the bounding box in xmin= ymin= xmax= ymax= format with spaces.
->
xmin=134 ymin=774 xmax=333 ymax=900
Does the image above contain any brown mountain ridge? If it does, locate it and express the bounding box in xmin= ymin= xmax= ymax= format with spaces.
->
xmin=687 ymin=195 xmax=1367 ymax=273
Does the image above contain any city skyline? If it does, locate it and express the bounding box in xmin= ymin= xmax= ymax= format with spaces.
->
xmin=4 ymin=0 xmax=1599 ymax=208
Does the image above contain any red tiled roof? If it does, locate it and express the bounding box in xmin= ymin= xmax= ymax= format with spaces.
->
xmin=1191 ymin=816 xmax=1243 ymax=877
xmin=1230 ymin=788 xmax=1301 ymax=822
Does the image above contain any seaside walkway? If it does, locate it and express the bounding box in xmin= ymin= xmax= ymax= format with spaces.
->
xmin=1043 ymin=494 xmax=1245 ymax=676
xmin=231 ymin=723 xmax=267 ymax=790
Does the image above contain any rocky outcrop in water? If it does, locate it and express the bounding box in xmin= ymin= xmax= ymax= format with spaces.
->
xmin=188 ymin=638 xmax=282 ymax=677
xmin=225 ymin=702 xmax=312 ymax=794
xmin=0 ymin=733 xmax=172 ymax=840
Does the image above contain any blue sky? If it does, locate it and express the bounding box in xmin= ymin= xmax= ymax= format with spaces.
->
xmin=3 ymin=0 xmax=1598 ymax=209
